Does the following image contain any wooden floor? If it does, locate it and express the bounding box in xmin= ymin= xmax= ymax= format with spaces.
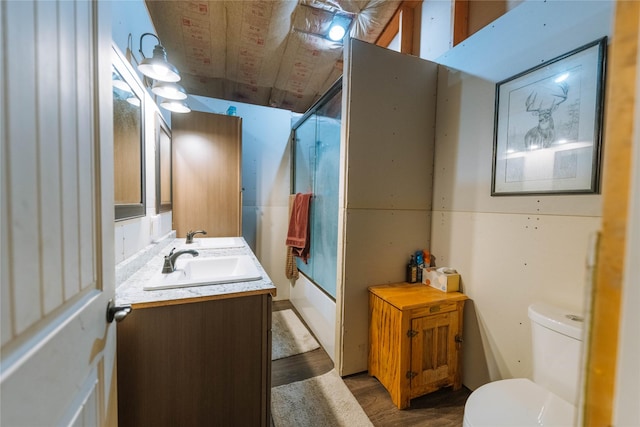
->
xmin=272 ymin=300 xmax=471 ymax=426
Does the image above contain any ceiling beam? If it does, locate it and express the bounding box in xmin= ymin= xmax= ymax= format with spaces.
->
xmin=453 ymin=0 xmax=469 ymax=46
xmin=376 ymin=7 xmax=400 ymax=48
xmin=376 ymin=1 xmax=422 ymax=55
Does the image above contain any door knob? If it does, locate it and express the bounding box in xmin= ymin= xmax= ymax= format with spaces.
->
xmin=107 ymin=299 xmax=132 ymax=323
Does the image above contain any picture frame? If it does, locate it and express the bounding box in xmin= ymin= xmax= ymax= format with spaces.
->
xmin=491 ymin=37 xmax=607 ymax=196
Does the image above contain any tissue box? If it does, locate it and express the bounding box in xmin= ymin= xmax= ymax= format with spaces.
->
xmin=422 ymin=267 xmax=460 ymax=292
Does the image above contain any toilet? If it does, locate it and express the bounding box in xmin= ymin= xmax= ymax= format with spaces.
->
xmin=463 ymin=302 xmax=584 ymax=426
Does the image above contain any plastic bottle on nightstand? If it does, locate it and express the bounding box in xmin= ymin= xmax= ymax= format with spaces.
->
xmin=415 ymin=250 xmax=424 ymax=283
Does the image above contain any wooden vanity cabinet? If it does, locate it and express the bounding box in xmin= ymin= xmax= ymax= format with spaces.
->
xmin=368 ymin=283 xmax=467 ymax=409
xmin=117 ymin=293 xmax=272 ymax=427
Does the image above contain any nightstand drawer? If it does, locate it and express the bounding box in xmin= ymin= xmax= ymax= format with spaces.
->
xmin=411 ymin=301 xmax=458 ymax=317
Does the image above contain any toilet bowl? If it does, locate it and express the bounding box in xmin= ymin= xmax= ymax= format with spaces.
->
xmin=463 ymin=303 xmax=583 ymax=427
xmin=463 ymin=379 xmax=575 ymax=426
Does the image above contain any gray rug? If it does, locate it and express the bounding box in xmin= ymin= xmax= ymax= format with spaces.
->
xmin=272 ymin=309 xmax=320 ymax=360
xmin=271 ymin=369 xmax=373 ymax=427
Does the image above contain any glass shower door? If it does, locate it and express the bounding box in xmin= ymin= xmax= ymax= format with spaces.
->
xmin=292 ymin=83 xmax=341 ymax=298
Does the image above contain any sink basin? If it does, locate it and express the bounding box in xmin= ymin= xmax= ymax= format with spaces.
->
xmin=181 ymin=237 xmax=245 ymax=249
xmin=144 ymin=255 xmax=263 ymax=291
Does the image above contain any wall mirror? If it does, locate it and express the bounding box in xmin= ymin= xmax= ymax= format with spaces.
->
xmin=155 ymin=113 xmax=172 ymax=213
xmin=112 ymin=45 xmax=145 ymax=221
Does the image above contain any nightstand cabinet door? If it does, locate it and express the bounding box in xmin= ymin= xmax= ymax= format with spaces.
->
xmin=410 ymin=310 xmax=459 ymax=397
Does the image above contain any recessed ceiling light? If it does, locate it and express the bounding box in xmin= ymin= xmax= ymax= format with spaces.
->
xmin=327 ymin=14 xmax=352 ymax=42
xmin=328 ymin=24 xmax=346 ymax=41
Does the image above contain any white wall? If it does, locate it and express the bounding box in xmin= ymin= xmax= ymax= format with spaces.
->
xmin=188 ymin=96 xmax=293 ymax=300
xmin=431 ymin=1 xmax=613 ymax=390
xmin=419 ymin=0 xmax=453 ymax=61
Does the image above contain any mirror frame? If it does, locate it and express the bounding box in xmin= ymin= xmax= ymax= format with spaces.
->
xmin=112 ymin=44 xmax=146 ymax=221
xmin=155 ymin=112 xmax=172 ymax=214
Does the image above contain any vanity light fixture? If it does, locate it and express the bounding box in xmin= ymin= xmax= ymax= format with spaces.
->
xmin=160 ymin=99 xmax=191 ymax=114
xmin=152 ymin=81 xmax=188 ymax=100
xmin=138 ymin=32 xmax=181 ymax=82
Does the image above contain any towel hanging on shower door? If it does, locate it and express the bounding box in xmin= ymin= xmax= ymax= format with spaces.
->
xmin=286 ymin=193 xmax=312 ymax=264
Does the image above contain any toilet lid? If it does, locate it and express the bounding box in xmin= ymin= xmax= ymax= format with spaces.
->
xmin=463 ymin=378 xmax=576 ymax=427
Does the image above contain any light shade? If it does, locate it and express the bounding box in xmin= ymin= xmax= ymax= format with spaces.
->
xmin=138 ymin=44 xmax=181 ymax=82
xmin=152 ymin=81 xmax=188 ymax=100
xmin=160 ymin=99 xmax=191 ymax=113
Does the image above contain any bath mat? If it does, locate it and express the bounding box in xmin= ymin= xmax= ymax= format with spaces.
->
xmin=272 ymin=309 xmax=320 ymax=360
xmin=271 ymin=369 xmax=373 ymax=427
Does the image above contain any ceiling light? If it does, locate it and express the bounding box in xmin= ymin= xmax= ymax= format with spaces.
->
xmin=160 ymin=99 xmax=191 ymax=113
xmin=152 ymin=81 xmax=188 ymax=100
xmin=328 ymin=24 xmax=346 ymax=41
xmin=138 ymin=33 xmax=181 ymax=82
xmin=327 ymin=14 xmax=352 ymax=41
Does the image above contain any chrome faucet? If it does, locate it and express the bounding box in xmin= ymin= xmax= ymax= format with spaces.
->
xmin=185 ymin=229 xmax=207 ymax=244
xmin=162 ymin=248 xmax=199 ymax=273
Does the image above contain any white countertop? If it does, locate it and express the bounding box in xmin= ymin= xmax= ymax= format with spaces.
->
xmin=115 ymin=237 xmax=276 ymax=308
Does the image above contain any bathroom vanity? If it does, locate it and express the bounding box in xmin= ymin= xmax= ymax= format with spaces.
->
xmin=368 ymin=283 xmax=467 ymax=409
xmin=115 ymin=238 xmax=276 ymax=426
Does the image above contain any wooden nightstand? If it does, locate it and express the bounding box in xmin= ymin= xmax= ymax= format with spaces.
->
xmin=368 ymin=283 xmax=468 ymax=409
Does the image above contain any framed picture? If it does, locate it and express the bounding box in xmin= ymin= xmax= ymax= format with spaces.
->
xmin=491 ymin=37 xmax=607 ymax=196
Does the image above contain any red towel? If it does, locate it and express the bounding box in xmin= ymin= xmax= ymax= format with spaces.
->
xmin=286 ymin=193 xmax=312 ymax=263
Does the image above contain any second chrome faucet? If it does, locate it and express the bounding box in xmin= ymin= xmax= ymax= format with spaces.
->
xmin=185 ymin=229 xmax=207 ymax=244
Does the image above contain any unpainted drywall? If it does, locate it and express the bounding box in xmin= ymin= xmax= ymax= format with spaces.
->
xmin=431 ymin=0 xmax=613 ymax=390
xmin=338 ymin=39 xmax=439 ymax=375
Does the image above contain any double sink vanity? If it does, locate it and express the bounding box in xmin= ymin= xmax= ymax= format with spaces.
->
xmin=115 ymin=235 xmax=276 ymax=427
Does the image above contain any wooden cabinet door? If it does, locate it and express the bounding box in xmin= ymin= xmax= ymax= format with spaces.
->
xmin=117 ymin=295 xmax=272 ymax=426
xmin=172 ymin=111 xmax=242 ymax=237
xmin=410 ymin=311 xmax=458 ymax=396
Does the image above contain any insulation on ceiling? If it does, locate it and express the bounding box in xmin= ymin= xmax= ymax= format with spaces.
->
xmin=145 ymin=0 xmax=401 ymax=113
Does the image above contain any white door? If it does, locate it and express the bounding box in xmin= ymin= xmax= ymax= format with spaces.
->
xmin=1 ymin=1 xmax=118 ymax=425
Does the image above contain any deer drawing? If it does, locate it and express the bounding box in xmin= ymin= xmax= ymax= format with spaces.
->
xmin=524 ymin=81 xmax=569 ymax=150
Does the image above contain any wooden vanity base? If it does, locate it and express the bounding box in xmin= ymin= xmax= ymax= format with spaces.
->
xmin=117 ymin=293 xmax=272 ymax=426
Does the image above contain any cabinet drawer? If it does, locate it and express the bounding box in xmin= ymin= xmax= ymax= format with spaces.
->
xmin=411 ymin=301 xmax=458 ymax=318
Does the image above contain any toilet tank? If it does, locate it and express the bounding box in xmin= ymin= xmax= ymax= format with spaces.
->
xmin=528 ymin=303 xmax=584 ymax=405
